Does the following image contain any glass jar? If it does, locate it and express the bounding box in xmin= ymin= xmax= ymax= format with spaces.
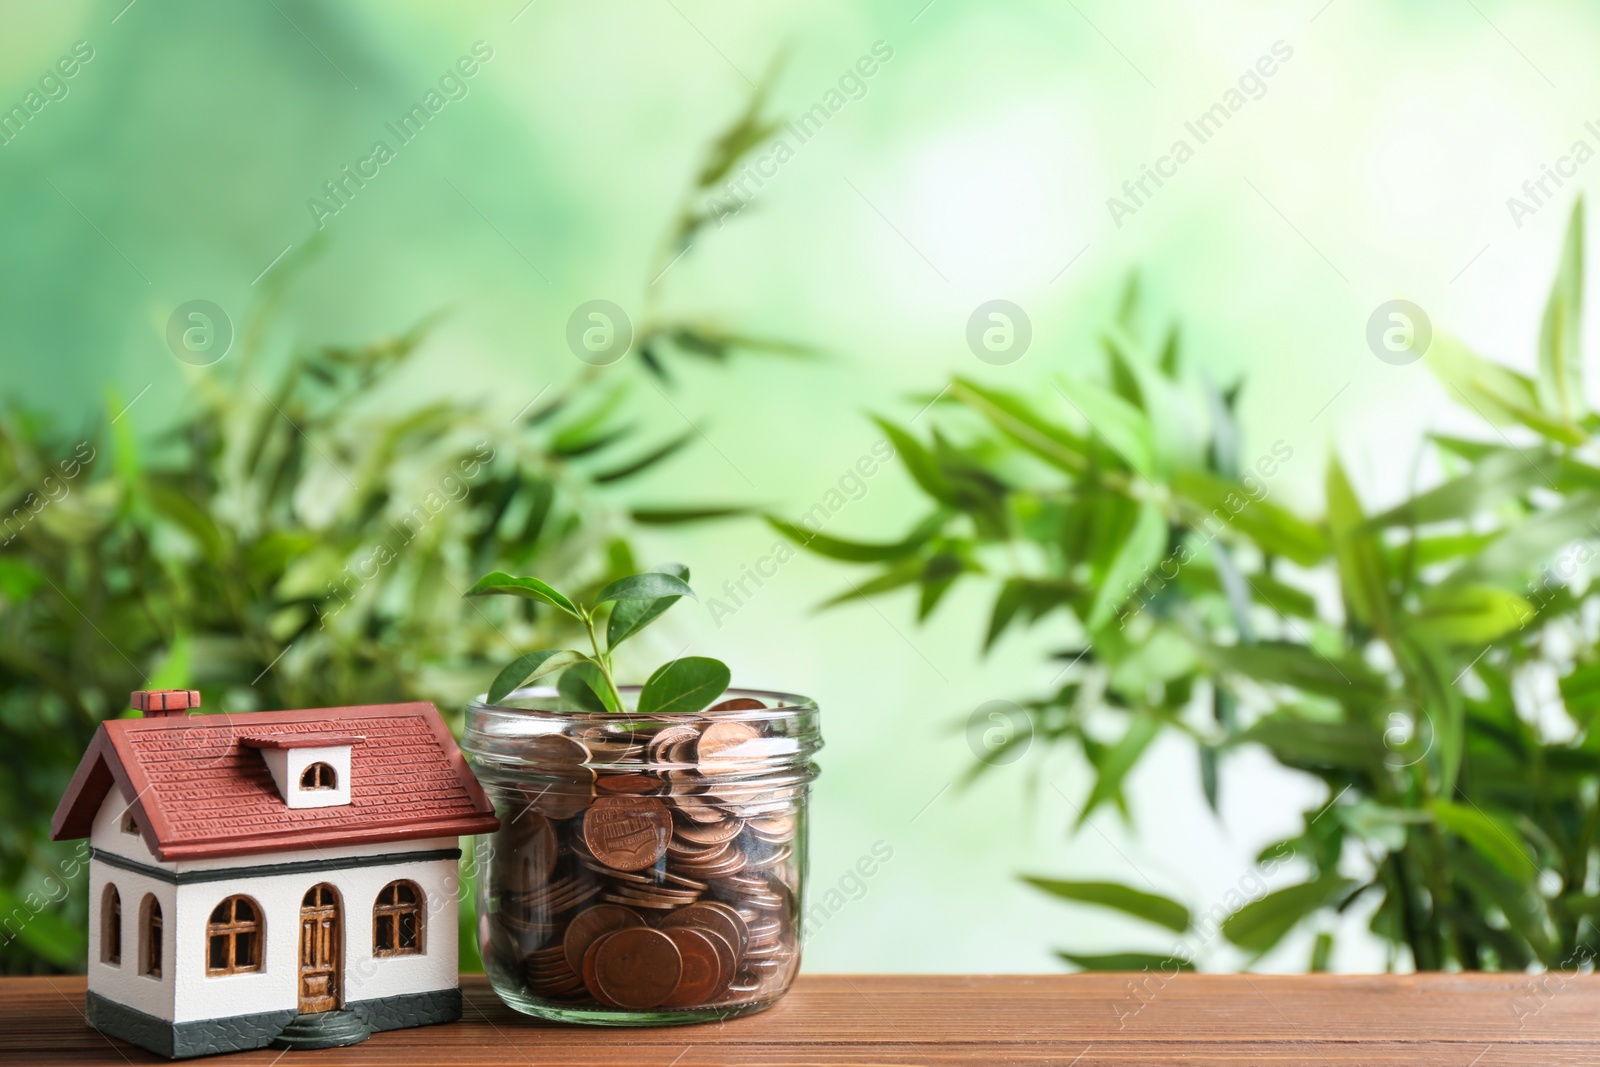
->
xmin=462 ymin=686 xmax=821 ymax=1025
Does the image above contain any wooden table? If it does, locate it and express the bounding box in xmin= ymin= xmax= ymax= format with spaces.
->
xmin=8 ymin=973 xmax=1597 ymax=1064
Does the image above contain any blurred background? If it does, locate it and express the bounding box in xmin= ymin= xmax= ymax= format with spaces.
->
xmin=4 ymin=0 xmax=1600 ymax=977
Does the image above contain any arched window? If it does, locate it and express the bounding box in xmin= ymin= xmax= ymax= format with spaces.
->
xmin=140 ymin=896 xmax=162 ymax=978
xmin=102 ymin=885 xmax=121 ymax=965
xmin=373 ymin=881 xmax=423 ymax=956
xmin=206 ymin=896 xmax=263 ymax=975
xmin=300 ymin=762 xmax=337 ymax=790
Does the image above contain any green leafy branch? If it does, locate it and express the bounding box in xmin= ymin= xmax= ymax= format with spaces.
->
xmin=773 ymin=198 xmax=1600 ymax=974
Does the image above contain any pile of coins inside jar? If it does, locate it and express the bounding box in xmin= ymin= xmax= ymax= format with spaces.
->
xmin=484 ymin=697 xmax=803 ymax=1013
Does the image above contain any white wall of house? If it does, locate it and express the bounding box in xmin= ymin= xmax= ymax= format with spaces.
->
xmin=88 ymin=788 xmax=177 ymax=1020
xmin=88 ymin=789 xmax=462 ymax=1025
xmin=87 ymin=856 xmax=177 ymax=1020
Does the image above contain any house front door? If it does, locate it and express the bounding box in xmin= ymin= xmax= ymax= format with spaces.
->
xmin=297 ymin=884 xmax=341 ymax=1014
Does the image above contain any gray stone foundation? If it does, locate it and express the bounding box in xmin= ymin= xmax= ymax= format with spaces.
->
xmin=86 ymin=986 xmax=463 ymax=1059
xmin=350 ymin=986 xmax=463 ymax=1031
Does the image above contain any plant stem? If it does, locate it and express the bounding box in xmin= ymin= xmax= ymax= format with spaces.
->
xmin=581 ymin=609 xmax=625 ymax=711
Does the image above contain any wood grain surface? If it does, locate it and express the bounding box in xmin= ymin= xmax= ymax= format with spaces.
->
xmin=7 ymin=972 xmax=1597 ymax=1065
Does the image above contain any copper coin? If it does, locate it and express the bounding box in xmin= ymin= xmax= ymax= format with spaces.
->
xmin=708 ymin=697 xmax=767 ymax=711
xmin=746 ymin=814 xmax=795 ymax=844
xmin=660 ymin=922 xmax=735 ymax=1005
xmin=593 ymin=927 xmax=683 ymax=1010
xmin=694 ymin=928 xmax=737 ymax=1003
xmin=674 ymin=817 xmax=744 ymax=845
xmin=563 ymin=904 xmax=646 ymax=974
xmin=522 ymin=732 xmax=592 ymax=766
xmin=664 ymin=902 xmax=748 ymax=959
xmin=659 ymin=926 xmax=725 ymax=1008
xmin=596 ymin=773 xmax=659 ymax=796
xmin=582 ymin=933 xmax=622 ymax=1007
xmin=695 ymin=721 xmax=760 ymax=771
xmin=523 ymin=777 xmax=594 ymax=821
xmin=496 ymin=806 xmax=558 ymax=894
xmin=647 ymin=724 xmax=699 ymax=763
xmin=671 ymin=793 xmax=726 ymax=824
xmin=584 ymin=794 xmax=673 ymax=871
xmin=600 ymin=893 xmax=681 ymax=910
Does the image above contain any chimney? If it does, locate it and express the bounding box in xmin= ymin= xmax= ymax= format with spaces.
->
xmin=131 ymin=689 xmax=200 ymax=718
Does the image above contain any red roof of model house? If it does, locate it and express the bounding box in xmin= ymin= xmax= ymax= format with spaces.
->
xmin=51 ymin=700 xmax=500 ymax=861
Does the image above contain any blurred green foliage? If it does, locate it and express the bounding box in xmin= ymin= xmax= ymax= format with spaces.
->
xmin=0 ymin=87 xmax=792 ymax=974
xmin=781 ymin=200 xmax=1600 ymax=973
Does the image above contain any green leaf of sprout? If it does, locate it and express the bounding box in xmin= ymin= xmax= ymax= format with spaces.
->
xmin=486 ymin=650 xmax=585 ymax=705
xmin=595 ymin=571 xmax=695 ymax=605
xmin=464 ymin=571 xmax=581 ymax=618
xmin=637 ymin=657 xmax=731 ymax=715
xmin=607 ymin=564 xmax=690 ymax=651
xmin=558 ymin=660 xmax=620 ymax=713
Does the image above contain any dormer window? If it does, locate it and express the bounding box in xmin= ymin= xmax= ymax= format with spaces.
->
xmin=301 ymin=762 xmax=337 ymax=790
xmin=241 ymin=733 xmax=362 ymax=809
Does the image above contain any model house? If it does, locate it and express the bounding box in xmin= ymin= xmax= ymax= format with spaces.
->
xmin=50 ymin=690 xmax=500 ymax=1058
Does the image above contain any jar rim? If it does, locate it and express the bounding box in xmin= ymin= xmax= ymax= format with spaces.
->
xmin=467 ymin=685 xmax=818 ymax=724
xmin=462 ymin=685 xmax=821 ymax=784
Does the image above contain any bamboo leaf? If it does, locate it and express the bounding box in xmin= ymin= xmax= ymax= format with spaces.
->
xmin=1171 ymin=469 xmax=1327 ymax=567
xmin=872 ymin=417 xmax=956 ymax=504
xmin=1199 ymin=642 xmax=1389 ymax=702
xmin=1426 ymin=334 xmax=1587 ymax=446
xmin=1326 ymin=457 xmax=1390 ymax=631
xmin=1086 ymin=501 xmax=1165 ymax=631
xmin=1431 ymin=800 xmax=1539 ymax=881
xmin=1367 ymin=449 xmax=1555 ymax=528
xmin=1053 ymin=375 xmax=1158 ymax=479
xmin=1023 ymin=876 xmax=1190 ymax=932
xmin=766 ymin=511 xmax=946 ymax=562
xmin=1413 ymin=584 xmax=1532 ymax=645
xmin=984 ymin=577 xmax=1082 ymax=652
xmin=1537 ymin=197 xmax=1587 ymax=425
xmin=1078 ymin=711 xmax=1161 ymax=825
xmin=592 ymin=429 xmax=697 ymax=484
xmin=1221 ymin=877 xmax=1354 ymax=954
xmin=631 ymin=506 xmax=750 ymax=525
xmin=1447 ymin=492 xmax=1600 ymax=589
xmin=947 ymin=378 xmax=1089 ymax=475
xmin=1057 ymin=950 xmax=1194 ymax=972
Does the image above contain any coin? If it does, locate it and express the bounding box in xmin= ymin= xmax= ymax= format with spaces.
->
xmin=581 ymin=934 xmax=622 ymax=1008
xmin=584 ymin=794 xmax=673 ymax=871
xmin=496 ymin=806 xmax=557 ymax=894
xmin=564 ymin=904 xmax=646 ymax=974
xmin=708 ymin=697 xmax=768 ymax=712
xmin=659 ymin=926 xmax=725 ymax=1008
xmin=594 ymin=927 xmax=683 ymax=1010
xmin=674 ymin=817 xmax=743 ymax=845
xmin=664 ymin=901 xmax=749 ymax=959
xmin=522 ymin=732 xmax=593 ymax=767
xmin=647 ymin=724 xmax=699 ymax=763
xmin=748 ymin=813 xmax=794 ymax=838
xmin=596 ymin=773 xmax=659 ymax=796
xmin=671 ymin=793 xmax=726 ymax=824
xmin=696 ymin=721 xmax=760 ymax=772
xmin=690 ymin=927 xmax=737 ymax=1003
